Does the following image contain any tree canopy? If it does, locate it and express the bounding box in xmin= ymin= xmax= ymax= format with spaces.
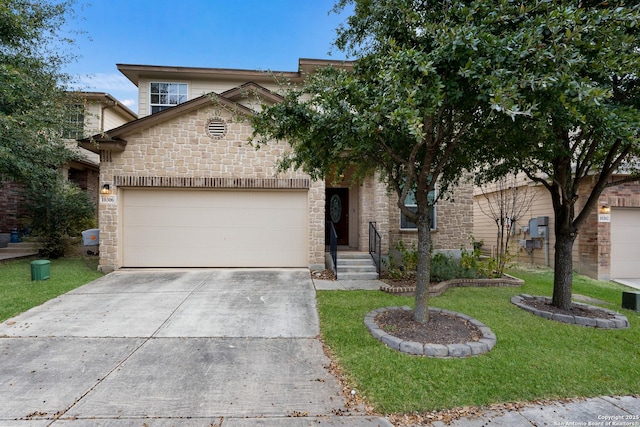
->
xmin=251 ymin=0 xmax=640 ymax=319
xmin=0 ymin=0 xmax=81 ymax=188
xmin=251 ymin=0 xmax=496 ymax=323
xmin=467 ymin=1 xmax=640 ymax=309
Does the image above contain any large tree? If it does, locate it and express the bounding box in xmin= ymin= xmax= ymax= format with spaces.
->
xmin=250 ymin=0 xmax=499 ymax=323
xmin=0 ymin=0 xmax=81 ymax=188
xmin=251 ymin=0 xmax=640 ymax=320
xmin=470 ymin=1 xmax=640 ymax=309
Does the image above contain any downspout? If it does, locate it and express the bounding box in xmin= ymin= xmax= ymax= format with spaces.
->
xmin=545 ymin=231 xmax=550 ymax=267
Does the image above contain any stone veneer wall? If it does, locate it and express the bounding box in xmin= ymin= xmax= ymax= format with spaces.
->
xmin=388 ymin=179 xmax=474 ymax=253
xmin=357 ymin=173 xmax=390 ymax=253
xmin=97 ymin=106 xmax=324 ymax=271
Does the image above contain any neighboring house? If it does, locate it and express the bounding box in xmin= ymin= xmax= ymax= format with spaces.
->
xmin=81 ymin=58 xmax=473 ymax=273
xmin=0 ymin=92 xmax=137 ymax=236
xmin=65 ymin=92 xmax=138 ymax=206
xmin=473 ymin=173 xmax=640 ymax=281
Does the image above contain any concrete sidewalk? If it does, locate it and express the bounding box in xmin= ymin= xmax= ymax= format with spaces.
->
xmin=423 ymin=396 xmax=640 ymax=427
xmin=0 ymin=269 xmax=390 ymax=426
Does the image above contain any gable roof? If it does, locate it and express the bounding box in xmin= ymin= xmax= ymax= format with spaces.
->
xmin=79 ymin=90 xmax=254 ymax=153
xmin=80 ymin=92 xmax=138 ymax=121
xmin=221 ymin=82 xmax=284 ymax=105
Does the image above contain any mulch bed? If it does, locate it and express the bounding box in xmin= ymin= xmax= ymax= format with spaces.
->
xmin=312 ymin=269 xmax=336 ymax=280
xmin=375 ymin=309 xmax=482 ymax=345
xmin=518 ymin=296 xmax=616 ymax=319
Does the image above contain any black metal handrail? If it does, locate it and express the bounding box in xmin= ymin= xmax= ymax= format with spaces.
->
xmin=328 ymin=221 xmax=338 ymax=276
xmin=369 ymin=221 xmax=382 ymax=274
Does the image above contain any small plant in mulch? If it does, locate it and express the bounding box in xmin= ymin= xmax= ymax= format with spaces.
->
xmin=312 ymin=269 xmax=336 ymax=280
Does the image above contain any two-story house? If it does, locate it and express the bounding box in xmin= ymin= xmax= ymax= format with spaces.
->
xmin=82 ymin=59 xmax=473 ymax=273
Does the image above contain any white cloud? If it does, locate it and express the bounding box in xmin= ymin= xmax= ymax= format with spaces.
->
xmin=120 ymin=99 xmax=136 ymax=107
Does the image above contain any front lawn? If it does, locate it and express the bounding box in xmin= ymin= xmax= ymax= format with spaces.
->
xmin=317 ymin=266 xmax=640 ymax=414
xmin=0 ymin=257 xmax=103 ymax=322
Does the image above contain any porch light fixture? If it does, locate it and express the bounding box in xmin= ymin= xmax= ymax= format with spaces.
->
xmin=100 ymin=184 xmax=111 ymax=195
xmin=600 ymin=205 xmax=611 ymax=215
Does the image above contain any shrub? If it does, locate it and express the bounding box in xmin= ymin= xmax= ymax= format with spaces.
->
xmin=431 ymin=252 xmax=477 ymax=282
xmin=385 ymin=240 xmax=418 ymax=280
xmin=461 ymin=240 xmax=502 ymax=279
xmin=24 ymin=179 xmax=96 ymax=258
xmin=385 ymin=240 xmax=494 ymax=282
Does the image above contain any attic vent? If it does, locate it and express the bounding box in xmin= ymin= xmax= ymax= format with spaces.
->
xmin=206 ymin=118 xmax=227 ymax=139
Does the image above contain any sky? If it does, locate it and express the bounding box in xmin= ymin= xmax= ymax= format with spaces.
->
xmin=63 ymin=0 xmax=353 ymax=114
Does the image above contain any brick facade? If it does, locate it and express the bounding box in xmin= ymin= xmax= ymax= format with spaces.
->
xmin=0 ymin=180 xmax=26 ymax=233
xmin=578 ymin=178 xmax=640 ymax=280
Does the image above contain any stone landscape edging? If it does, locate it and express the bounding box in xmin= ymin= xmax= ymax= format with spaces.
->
xmin=380 ymin=274 xmax=524 ymax=297
xmin=364 ymin=306 xmax=496 ymax=358
xmin=511 ymin=294 xmax=630 ymax=329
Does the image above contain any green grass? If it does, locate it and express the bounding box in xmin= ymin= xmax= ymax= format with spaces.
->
xmin=317 ymin=266 xmax=640 ymax=414
xmin=0 ymin=257 xmax=103 ymax=322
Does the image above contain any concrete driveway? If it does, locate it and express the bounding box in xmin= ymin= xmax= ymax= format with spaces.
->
xmin=0 ymin=269 xmax=390 ymax=426
xmin=613 ymin=278 xmax=640 ymax=291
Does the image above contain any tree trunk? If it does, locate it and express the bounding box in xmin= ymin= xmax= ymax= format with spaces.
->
xmin=414 ymin=211 xmax=431 ymax=324
xmin=552 ymin=229 xmax=576 ymax=310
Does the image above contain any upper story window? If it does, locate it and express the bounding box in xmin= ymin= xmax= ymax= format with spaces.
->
xmin=150 ymin=82 xmax=188 ymax=114
xmin=63 ymin=104 xmax=85 ymax=139
xmin=400 ymin=187 xmax=437 ymax=231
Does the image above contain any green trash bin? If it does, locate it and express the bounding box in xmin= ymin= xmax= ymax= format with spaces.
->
xmin=31 ymin=260 xmax=50 ymax=281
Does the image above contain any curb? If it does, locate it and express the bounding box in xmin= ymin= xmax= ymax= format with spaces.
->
xmin=511 ymin=294 xmax=630 ymax=329
xmin=380 ymin=274 xmax=524 ymax=297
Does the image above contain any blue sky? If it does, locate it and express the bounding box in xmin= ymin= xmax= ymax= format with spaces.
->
xmin=64 ymin=0 xmax=352 ymax=113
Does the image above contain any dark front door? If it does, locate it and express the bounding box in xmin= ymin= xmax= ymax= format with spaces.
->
xmin=326 ymin=188 xmax=349 ymax=246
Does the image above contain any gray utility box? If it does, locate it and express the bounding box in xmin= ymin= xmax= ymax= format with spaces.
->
xmin=622 ymin=291 xmax=640 ymax=312
xmin=529 ymin=216 xmax=549 ymax=238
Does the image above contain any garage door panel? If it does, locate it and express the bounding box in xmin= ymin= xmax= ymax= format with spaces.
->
xmin=124 ymin=225 xmax=307 ymax=247
xmin=122 ymin=189 xmax=308 ymax=267
xmin=611 ymin=208 xmax=640 ymax=278
xmin=123 ymin=244 xmax=307 ymax=267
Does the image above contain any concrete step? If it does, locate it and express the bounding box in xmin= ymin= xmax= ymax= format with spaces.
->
xmin=338 ymin=271 xmax=380 ymax=280
xmin=0 ymin=242 xmax=40 ymax=253
xmin=337 ymin=264 xmax=377 ymax=273
xmin=336 ymin=252 xmax=372 ymax=259
xmin=337 ymin=258 xmax=374 ymax=266
xmin=336 ymin=252 xmax=379 ymax=280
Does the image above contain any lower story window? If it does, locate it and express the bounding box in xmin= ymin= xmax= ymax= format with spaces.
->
xmin=400 ymin=188 xmax=436 ymax=230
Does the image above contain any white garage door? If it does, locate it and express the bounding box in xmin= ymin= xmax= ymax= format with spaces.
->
xmin=611 ymin=207 xmax=640 ymax=278
xmin=122 ymin=189 xmax=308 ymax=267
